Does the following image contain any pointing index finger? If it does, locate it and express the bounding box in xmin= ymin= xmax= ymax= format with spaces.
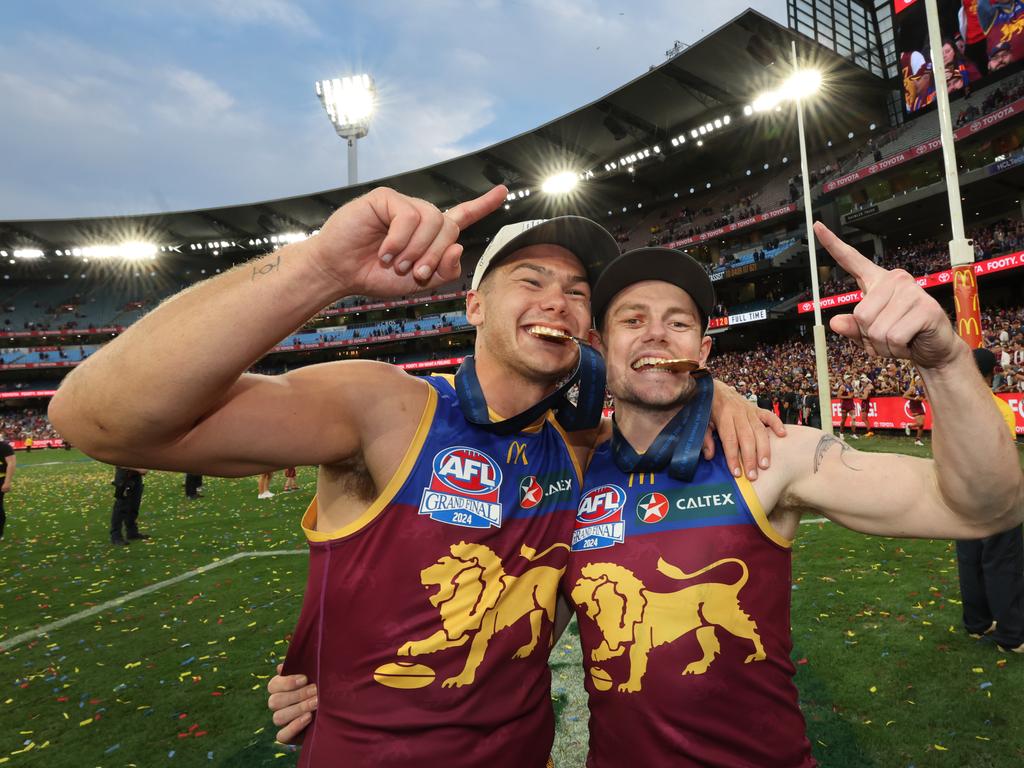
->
xmin=445 ymin=185 xmax=508 ymax=231
xmin=813 ymin=221 xmax=885 ymax=293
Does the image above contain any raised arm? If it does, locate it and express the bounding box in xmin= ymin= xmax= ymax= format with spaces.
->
xmin=755 ymin=224 xmax=1023 ymax=540
xmin=47 ymin=186 xmax=507 ymax=475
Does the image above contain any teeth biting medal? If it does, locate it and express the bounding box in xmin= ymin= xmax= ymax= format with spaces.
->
xmin=631 ymin=357 xmax=702 ymax=372
xmin=526 ymin=325 xmax=574 ymax=342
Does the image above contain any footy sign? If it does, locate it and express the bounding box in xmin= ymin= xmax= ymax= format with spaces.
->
xmin=572 ymin=484 xmax=627 ymax=551
xmin=420 ymin=446 xmax=503 ymax=528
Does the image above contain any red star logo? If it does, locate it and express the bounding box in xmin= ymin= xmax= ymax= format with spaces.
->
xmin=519 ymin=476 xmax=543 ymax=509
xmin=636 ymin=492 xmax=669 ymax=523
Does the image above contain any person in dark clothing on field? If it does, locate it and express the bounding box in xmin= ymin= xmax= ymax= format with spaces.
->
xmin=955 ymin=347 xmax=1023 ymax=653
xmin=0 ymin=440 xmax=15 ymax=539
xmin=111 ymin=466 xmax=149 ymax=545
xmin=184 ymin=473 xmax=203 ymax=499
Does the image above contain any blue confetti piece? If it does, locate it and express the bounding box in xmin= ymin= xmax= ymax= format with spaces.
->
xmin=180 ymin=655 xmax=196 ymax=666
xmin=980 ymin=681 xmax=992 ymax=689
xmin=105 ymin=744 xmax=120 ymax=754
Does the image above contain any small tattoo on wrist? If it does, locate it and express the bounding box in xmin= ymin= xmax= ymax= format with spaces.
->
xmin=252 ymin=254 xmax=282 ymax=281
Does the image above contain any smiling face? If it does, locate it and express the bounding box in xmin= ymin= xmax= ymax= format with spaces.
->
xmin=465 ymin=245 xmax=593 ymax=385
xmin=598 ymin=280 xmax=712 ymax=411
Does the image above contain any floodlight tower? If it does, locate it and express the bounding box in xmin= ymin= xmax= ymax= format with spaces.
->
xmin=751 ymin=44 xmax=829 ymax=431
xmin=315 ymin=74 xmax=376 ymax=186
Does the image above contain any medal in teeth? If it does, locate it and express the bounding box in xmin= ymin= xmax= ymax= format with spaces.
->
xmin=631 ymin=357 xmax=700 ymax=372
xmin=527 ymin=326 xmax=572 ymax=342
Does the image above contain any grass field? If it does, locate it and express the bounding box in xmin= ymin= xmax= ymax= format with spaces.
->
xmin=1 ymin=438 xmax=1023 ymax=767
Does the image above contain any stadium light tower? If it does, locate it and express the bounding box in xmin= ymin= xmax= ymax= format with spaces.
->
xmin=315 ymin=74 xmax=376 ymax=186
xmin=753 ymin=44 xmax=831 ymax=432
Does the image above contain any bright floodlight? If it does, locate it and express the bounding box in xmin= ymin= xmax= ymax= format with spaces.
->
xmin=780 ymin=69 xmax=822 ymax=101
xmin=316 ymin=74 xmax=376 ymax=138
xmin=120 ymin=242 xmax=158 ymax=261
xmin=13 ymin=248 xmax=44 ymax=259
xmin=74 ymin=243 xmax=157 ymax=260
xmin=541 ymin=171 xmax=579 ymax=195
xmin=752 ymin=90 xmax=782 ymax=112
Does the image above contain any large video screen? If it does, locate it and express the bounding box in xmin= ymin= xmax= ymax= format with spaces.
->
xmin=895 ymin=0 xmax=1024 ymax=114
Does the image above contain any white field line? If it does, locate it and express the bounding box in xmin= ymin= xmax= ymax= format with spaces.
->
xmin=3 ymin=518 xmax=835 ymax=652
xmin=0 ymin=549 xmax=306 ymax=652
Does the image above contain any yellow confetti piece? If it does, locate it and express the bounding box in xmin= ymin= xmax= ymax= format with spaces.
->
xmin=934 ymin=744 xmax=947 ymax=751
xmin=976 ymin=736 xmax=990 ymax=741
xmin=869 ymin=686 xmax=877 ymax=693
xmin=79 ymin=718 xmax=92 ymax=726
xmin=972 ymin=667 xmax=984 ymax=673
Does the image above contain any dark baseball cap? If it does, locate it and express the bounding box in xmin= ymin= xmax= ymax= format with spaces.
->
xmin=591 ymin=247 xmax=716 ymax=330
xmin=973 ymin=347 xmax=997 ymax=377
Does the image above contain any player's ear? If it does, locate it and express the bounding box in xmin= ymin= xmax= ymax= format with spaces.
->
xmin=465 ymin=290 xmax=485 ymax=328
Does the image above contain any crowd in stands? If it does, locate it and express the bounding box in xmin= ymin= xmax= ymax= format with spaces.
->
xmin=0 ymin=409 xmax=62 ymax=443
xmin=710 ymin=303 xmax=1024 ymax=423
xmin=955 ymin=76 xmax=1024 ymax=127
xmin=815 ymin=216 xmax=1024 ymax=298
xmin=8 ymin=303 xmax=1022 ymax=442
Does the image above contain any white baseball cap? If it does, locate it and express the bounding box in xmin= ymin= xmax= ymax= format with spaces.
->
xmin=470 ymin=216 xmax=620 ymax=291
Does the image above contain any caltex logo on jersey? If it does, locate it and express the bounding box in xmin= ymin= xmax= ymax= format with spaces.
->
xmin=572 ymin=484 xmax=626 ymax=551
xmin=519 ymin=475 xmax=543 ymax=509
xmin=419 ymin=446 xmax=503 ymax=529
xmin=636 ymin=492 xmax=669 ymax=523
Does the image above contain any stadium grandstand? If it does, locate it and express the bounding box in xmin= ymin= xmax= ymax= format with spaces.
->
xmin=4 ymin=5 xmax=1024 ymax=768
xmin=2 ymin=9 xmax=1022 ymax=448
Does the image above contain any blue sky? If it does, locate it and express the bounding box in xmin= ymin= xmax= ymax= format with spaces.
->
xmin=0 ymin=1 xmax=785 ymax=220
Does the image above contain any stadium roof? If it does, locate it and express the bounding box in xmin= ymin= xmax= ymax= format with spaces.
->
xmin=0 ymin=9 xmax=888 ymax=253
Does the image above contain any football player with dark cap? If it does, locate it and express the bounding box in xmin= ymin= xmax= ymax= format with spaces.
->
xmin=955 ymin=346 xmax=1022 ymax=653
xmin=563 ymin=233 xmax=1022 ymax=765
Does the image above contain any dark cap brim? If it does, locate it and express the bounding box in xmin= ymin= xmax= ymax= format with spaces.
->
xmin=592 ymin=247 xmax=716 ymax=330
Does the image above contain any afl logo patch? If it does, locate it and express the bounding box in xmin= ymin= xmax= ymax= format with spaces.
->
xmin=577 ymin=484 xmax=626 ymax=524
xmin=432 ymin=447 xmax=502 ymax=496
xmin=572 ymin=484 xmax=627 ymax=552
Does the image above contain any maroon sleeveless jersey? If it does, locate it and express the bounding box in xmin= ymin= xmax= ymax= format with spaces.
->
xmin=282 ymin=375 xmax=581 ymax=767
xmin=565 ymin=439 xmax=815 ymax=767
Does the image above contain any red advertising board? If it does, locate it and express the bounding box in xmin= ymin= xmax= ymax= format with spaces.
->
xmin=832 ymin=394 xmax=1024 ymax=435
xmin=822 ymin=97 xmax=1024 ymax=193
xmin=798 ymin=250 xmax=1024 ymax=313
xmin=0 ymin=390 xmax=56 ymax=399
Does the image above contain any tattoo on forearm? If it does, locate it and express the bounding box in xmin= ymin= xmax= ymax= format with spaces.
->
xmin=251 ymin=254 xmax=281 ymax=281
xmin=813 ymin=435 xmax=862 ymax=474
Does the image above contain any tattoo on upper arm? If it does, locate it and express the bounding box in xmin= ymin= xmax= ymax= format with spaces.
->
xmin=813 ymin=435 xmax=861 ymax=474
xmin=252 ymin=254 xmax=282 ymax=281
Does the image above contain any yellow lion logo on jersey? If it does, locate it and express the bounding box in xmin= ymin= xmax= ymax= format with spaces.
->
xmin=392 ymin=541 xmax=567 ymax=688
xmin=571 ymin=557 xmax=765 ymax=692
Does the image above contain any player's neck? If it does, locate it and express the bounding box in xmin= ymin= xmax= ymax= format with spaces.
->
xmin=614 ymin=402 xmax=683 ymax=455
xmin=472 ymin=355 xmax=560 ymax=420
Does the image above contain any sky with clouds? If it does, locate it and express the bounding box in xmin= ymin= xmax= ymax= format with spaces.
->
xmin=1 ymin=0 xmax=787 ymax=220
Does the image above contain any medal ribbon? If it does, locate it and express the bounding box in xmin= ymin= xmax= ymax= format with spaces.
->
xmin=455 ymin=340 xmax=606 ymax=435
xmin=611 ymin=373 xmax=714 ymax=481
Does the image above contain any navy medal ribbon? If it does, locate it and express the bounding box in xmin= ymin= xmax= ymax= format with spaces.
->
xmin=611 ymin=372 xmax=714 ymax=482
xmin=455 ymin=340 xmax=606 ymax=435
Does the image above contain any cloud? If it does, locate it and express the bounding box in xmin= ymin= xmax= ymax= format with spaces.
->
xmin=0 ymin=1 xmax=789 ymax=219
xmin=205 ymin=0 xmax=318 ymax=35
